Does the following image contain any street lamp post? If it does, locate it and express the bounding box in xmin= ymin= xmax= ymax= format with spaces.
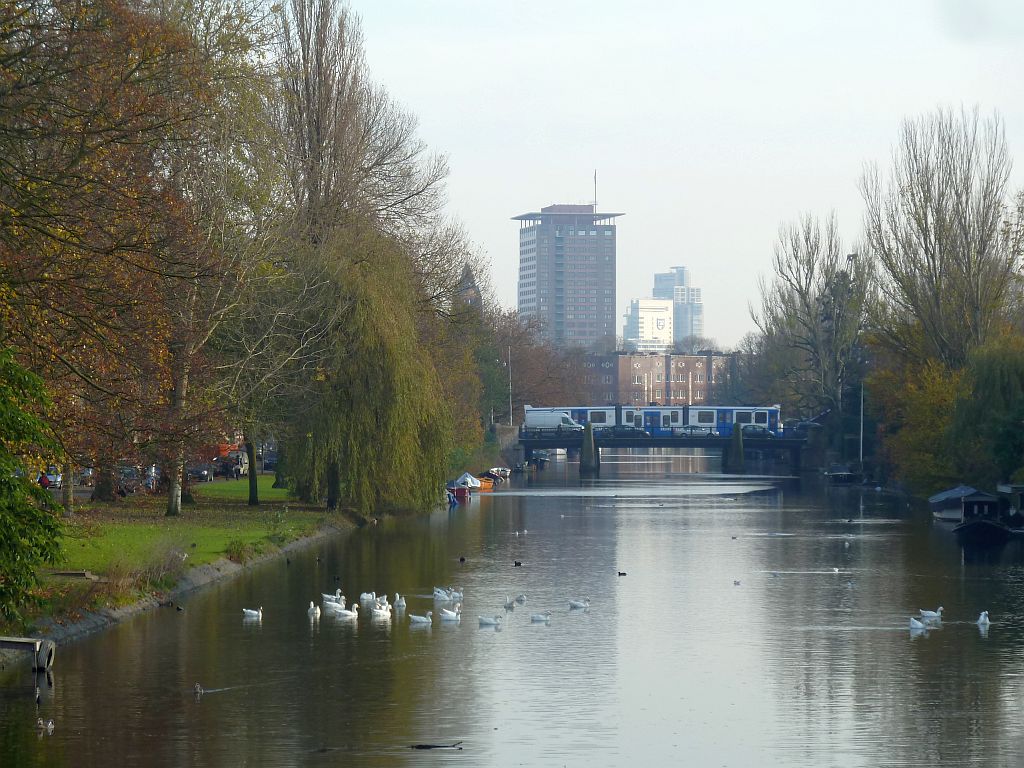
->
xmin=859 ymin=382 xmax=864 ymax=468
xmin=508 ymin=346 xmax=513 ymax=427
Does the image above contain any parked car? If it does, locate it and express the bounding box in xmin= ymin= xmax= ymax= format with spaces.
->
xmin=77 ymin=467 xmax=95 ymax=487
xmin=118 ymin=466 xmax=142 ymax=493
xmin=675 ymin=425 xmax=719 ymax=437
xmin=187 ymin=463 xmax=215 ymax=483
xmin=741 ymin=424 xmax=776 ymax=439
xmin=45 ymin=467 xmax=63 ymax=489
xmin=786 ymin=421 xmax=822 ymax=438
xmin=262 ymin=452 xmax=277 ymax=473
xmin=596 ymin=425 xmax=652 ymax=438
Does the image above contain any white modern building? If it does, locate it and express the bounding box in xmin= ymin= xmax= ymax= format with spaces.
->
xmin=622 ymin=298 xmax=674 ymax=353
xmin=652 ymin=266 xmax=704 ymax=342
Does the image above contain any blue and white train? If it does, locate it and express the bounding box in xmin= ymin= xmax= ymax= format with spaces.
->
xmin=523 ymin=404 xmax=782 ymax=437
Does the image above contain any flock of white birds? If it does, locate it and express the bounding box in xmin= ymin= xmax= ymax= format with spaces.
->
xmin=242 ymin=585 xmax=592 ymax=629
xmin=909 ymin=606 xmax=991 ymax=635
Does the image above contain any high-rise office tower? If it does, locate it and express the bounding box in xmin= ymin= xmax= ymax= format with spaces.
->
xmin=652 ymin=266 xmax=704 ymax=342
xmin=514 ymin=203 xmax=622 ymax=348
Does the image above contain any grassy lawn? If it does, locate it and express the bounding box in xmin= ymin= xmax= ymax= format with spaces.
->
xmin=61 ymin=484 xmax=325 ymax=572
xmin=62 ymin=503 xmax=322 ymax=574
xmin=190 ymin=473 xmax=292 ymax=503
xmin=2 ymin=488 xmax=344 ymax=636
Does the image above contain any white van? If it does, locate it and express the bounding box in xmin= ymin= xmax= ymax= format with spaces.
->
xmin=523 ymin=407 xmax=584 ymax=433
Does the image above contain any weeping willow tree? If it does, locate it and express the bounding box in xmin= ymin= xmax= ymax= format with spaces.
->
xmin=950 ymin=332 xmax=1024 ymax=487
xmin=286 ymin=225 xmax=454 ymax=515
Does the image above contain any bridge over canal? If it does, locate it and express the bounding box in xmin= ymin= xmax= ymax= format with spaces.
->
xmin=517 ymin=432 xmax=808 ymax=472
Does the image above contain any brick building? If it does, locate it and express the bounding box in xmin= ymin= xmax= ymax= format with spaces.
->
xmin=581 ymin=352 xmax=732 ymax=406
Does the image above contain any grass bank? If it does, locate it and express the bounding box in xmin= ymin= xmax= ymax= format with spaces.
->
xmin=5 ymin=475 xmax=343 ymax=636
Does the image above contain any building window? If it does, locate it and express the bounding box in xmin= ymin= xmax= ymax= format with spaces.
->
xmin=655 ymin=389 xmax=662 ymax=398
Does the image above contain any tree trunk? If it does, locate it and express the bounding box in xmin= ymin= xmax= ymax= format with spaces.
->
xmin=245 ymin=432 xmax=258 ymax=506
xmin=326 ymin=461 xmax=340 ymax=510
xmin=61 ymin=460 xmax=74 ymax=517
xmin=93 ymin=461 xmax=117 ymax=502
xmin=166 ymin=355 xmax=189 ymax=517
xmin=273 ymin=440 xmax=287 ymax=488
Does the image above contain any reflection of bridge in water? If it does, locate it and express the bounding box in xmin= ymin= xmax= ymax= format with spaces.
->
xmin=517 ymin=432 xmax=808 ymax=472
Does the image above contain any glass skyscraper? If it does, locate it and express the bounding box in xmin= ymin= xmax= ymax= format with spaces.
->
xmin=652 ymin=266 xmax=704 ymax=343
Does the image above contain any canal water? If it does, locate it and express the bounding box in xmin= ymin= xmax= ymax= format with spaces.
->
xmin=5 ymin=451 xmax=1024 ymax=767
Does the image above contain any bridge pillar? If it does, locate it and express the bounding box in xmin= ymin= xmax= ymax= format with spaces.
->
xmin=580 ymin=424 xmax=600 ymax=477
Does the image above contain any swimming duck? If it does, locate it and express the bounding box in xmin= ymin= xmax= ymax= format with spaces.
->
xmin=336 ymin=603 xmax=359 ymax=619
xmin=409 ymin=611 xmax=432 ymax=624
xmin=439 ymin=604 xmax=462 ymax=621
xmin=569 ymin=598 xmax=590 ymax=610
xmin=919 ymin=607 xmax=943 ymax=622
xmin=242 ymin=607 xmax=263 ymax=619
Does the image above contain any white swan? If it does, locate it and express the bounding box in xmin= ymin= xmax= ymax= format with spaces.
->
xmin=515 ymin=594 xmax=527 ymax=604
xmin=919 ymin=606 xmax=943 ymax=622
xmin=359 ymin=591 xmax=377 ymax=603
xmin=439 ymin=603 xmax=461 ymax=621
xmin=242 ymin=607 xmax=263 ymax=619
xmin=433 ymin=587 xmax=453 ymax=601
xmin=308 ymin=601 xmax=321 ymax=619
xmin=449 ymin=587 xmax=464 ymax=601
xmin=504 ymin=595 xmax=516 ymax=610
xmin=371 ymin=603 xmax=392 ymax=620
xmin=322 ymin=589 xmax=343 ymax=604
xmin=409 ymin=611 xmax=432 ymax=624
xmin=394 ymin=593 xmax=407 ymax=609
xmin=377 ymin=593 xmax=390 ymax=607
xmin=909 ymin=617 xmax=927 ymax=630
xmin=336 ymin=603 xmax=359 ymax=619
xmin=531 ymin=612 xmax=551 ymax=622
xmin=977 ymin=611 xmax=991 ymax=626
xmin=569 ymin=598 xmax=590 ymax=610
xmin=478 ymin=615 xmax=502 ymax=626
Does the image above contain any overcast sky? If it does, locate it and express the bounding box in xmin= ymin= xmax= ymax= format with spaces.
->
xmin=357 ymin=0 xmax=1024 ymax=347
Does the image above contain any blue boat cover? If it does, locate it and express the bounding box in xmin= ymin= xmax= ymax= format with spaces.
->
xmin=928 ymin=484 xmax=977 ymax=508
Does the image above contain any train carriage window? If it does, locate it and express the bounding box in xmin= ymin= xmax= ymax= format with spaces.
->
xmin=736 ymin=412 xmax=753 ymax=424
xmin=671 ymin=411 xmax=680 ymax=423
xmin=754 ymin=412 xmax=768 ymax=424
xmin=590 ymin=411 xmax=607 ymax=424
xmin=634 ymin=415 xmax=642 ymax=427
xmin=624 ymin=411 xmax=634 ymax=423
xmin=662 ymin=415 xmax=670 ymax=427
xmin=697 ymin=410 xmax=715 ymax=424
